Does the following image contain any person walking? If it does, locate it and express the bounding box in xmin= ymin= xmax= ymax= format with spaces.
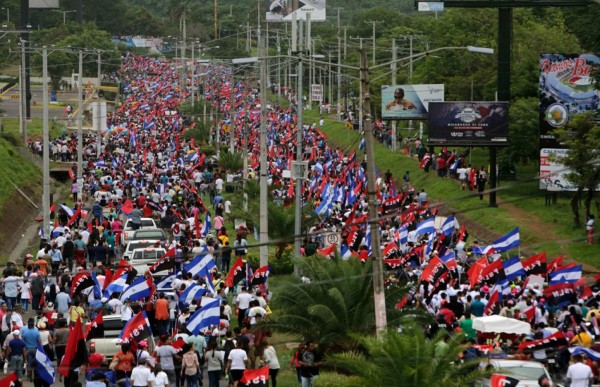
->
xmin=587 ymin=215 xmax=595 ymax=244
xmin=181 ymin=344 xmax=200 ymax=387
xmin=205 ymin=340 xmax=224 ymax=387
xmin=260 ymin=339 xmax=280 ymax=387
xmin=5 ymin=329 xmax=26 ymax=378
xmin=225 ymin=340 xmax=248 ymax=387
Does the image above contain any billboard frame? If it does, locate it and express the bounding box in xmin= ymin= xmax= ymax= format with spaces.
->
xmin=381 ymin=84 xmax=444 ymax=120
xmin=265 ymin=0 xmax=327 ymax=22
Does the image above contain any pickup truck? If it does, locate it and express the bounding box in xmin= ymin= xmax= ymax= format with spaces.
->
xmin=130 ymin=247 xmax=168 ymax=276
xmin=120 ymin=218 xmax=158 ymax=246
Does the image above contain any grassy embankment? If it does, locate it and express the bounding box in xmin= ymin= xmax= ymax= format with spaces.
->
xmin=303 ymin=108 xmax=600 ymax=270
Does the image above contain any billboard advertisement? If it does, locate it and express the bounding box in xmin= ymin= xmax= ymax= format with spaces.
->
xmin=266 ymin=0 xmax=326 ymax=22
xmin=29 ymin=0 xmax=59 ymax=8
xmin=381 ymin=84 xmax=444 ymax=120
xmin=539 ymin=54 xmax=600 ymax=149
xmin=539 ymin=148 xmax=577 ymax=191
xmin=427 ymin=101 xmax=509 ymax=146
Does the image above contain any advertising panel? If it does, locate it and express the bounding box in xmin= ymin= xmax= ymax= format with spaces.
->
xmin=539 ymin=148 xmax=577 ymax=191
xmin=427 ymin=101 xmax=509 ymax=146
xmin=311 ymin=84 xmax=322 ymax=102
xmin=29 ymin=0 xmax=59 ymax=8
xmin=539 ymin=54 xmax=600 ymax=149
xmin=381 ymin=84 xmax=444 ymax=120
xmin=266 ymin=0 xmax=326 ymax=22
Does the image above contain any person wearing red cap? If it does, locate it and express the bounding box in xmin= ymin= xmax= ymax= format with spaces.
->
xmin=88 ymin=343 xmax=106 ymax=370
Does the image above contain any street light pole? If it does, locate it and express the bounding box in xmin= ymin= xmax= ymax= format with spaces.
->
xmin=259 ymin=34 xmax=269 ymax=267
xmin=77 ymin=51 xmax=84 ymax=202
xmin=293 ymin=18 xmax=304 ymax=266
xmin=20 ymin=40 xmax=27 ymax=145
xmin=360 ymin=49 xmax=386 ymax=337
xmin=42 ymin=46 xmax=50 ymax=238
xmin=96 ymin=51 xmax=102 ymax=157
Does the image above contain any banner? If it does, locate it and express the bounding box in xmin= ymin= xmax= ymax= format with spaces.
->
xmin=428 ymin=101 xmax=509 ymax=146
xmin=517 ymin=331 xmax=567 ymax=352
xmin=381 ymin=84 xmax=444 ymax=120
xmin=265 ymin=0 xmax=326 ymax=22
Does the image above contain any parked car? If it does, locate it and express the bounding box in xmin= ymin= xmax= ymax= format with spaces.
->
xmin=120 ymin=217 xmax=158 ymax=246
xmin=476 ymin=360 xmax=559 ymax=387
xmin=122 ymin=240 xmax=162 ymax=261
xmin=129 ymin=247 xmax=167 ymax=275
xmin=130 ymin=228 xmax=168 ymax=243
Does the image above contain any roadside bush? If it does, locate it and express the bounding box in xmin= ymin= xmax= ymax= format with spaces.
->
xmin=246 ymin=250 xmax=294 ymax=275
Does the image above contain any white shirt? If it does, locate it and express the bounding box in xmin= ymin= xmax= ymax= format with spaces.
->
xmin=567 ymin=362 xmax=593 ymax=387
xmin=131 ymin=365 xmax=152 ymax=386
xmin=228 ymin=348 xmax=248 ymax=370
xmin=235 ymin=292 xmax=254 ymax=309
xmin=149 ymin=371 xmax=169 ymax=387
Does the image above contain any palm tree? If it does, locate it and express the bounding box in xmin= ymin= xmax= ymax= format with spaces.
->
xmin=324 ymin=328 xmax=489 ymax=387
xmin=267 ymin=258 xmax=423 ymax=353
xmin=218 ymin=151 xmax=243 ymax=173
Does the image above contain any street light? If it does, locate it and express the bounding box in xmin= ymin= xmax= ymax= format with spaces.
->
xmin=52 ymin=10 xmax=77 ymax=25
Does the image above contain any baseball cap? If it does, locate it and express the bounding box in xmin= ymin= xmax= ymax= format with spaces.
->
xmin=13 ymin=330 xmax=20 ymax=336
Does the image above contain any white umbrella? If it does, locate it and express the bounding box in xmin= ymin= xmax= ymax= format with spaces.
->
xmin=472 ymin=315 xmax=531 ymax=335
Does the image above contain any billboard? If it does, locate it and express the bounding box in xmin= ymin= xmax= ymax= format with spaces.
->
xmin=311 ymin=84 xmax=322 ymax=102
xmin=427 ymin=101 xmax=509 ymax=146
xmin=29 ymin=0 xmax=59 ymax=8
xmin=539 ymin=54 xmax=600 ymax=149
xmin=539 ymin=148 xmax=576 ymax=191
xmin=381 ymin=84 xmax=444 ymax=120
xmin=266 ymin=0 xmax=326 ymax=22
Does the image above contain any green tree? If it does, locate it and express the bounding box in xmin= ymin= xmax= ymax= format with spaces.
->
xmin=501 ymin=97 xmax=539 ymax=165
xmin=323 ymin=328 xmax=488 ymax=387
xmin=218 ymin=150 xmax=243 ymax=172
xmin=268 ymin=258 xmax=421 ymax=353
xmin=550 ymin=113 xmax=600 ymax=226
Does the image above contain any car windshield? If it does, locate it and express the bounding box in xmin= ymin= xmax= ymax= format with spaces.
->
xmin=141 ymin=219 xmax=155 ymax=227
xmin=499 ymin=366 xmax=545 ymax=380
xmin=127 ymin=241 xmax=159 ymax=251
xmin=132 ymin=250 xmax=165 ymax=261
xmin=133 ymin=230 xmax=164 ymax=239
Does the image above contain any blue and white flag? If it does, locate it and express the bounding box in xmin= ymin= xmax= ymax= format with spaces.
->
xmin=204 ymin=275 xmax=216 ymax=295
xmin=180 ymin=283 xmax=207 ymax=304
xmin=549 ymin=265 xmax=582 ymax=284
xmin=103 ymin=273 xmax=129 ymax=298
xmin=415 ymin=217 xmax=435 ymax=236
xmin=60 ymin=204 xmax=75 ymax=217
xmin=398 ymin=226 xmax=408 ymax=246
xmin=95 ymin=159 xmax=107 ymax=168
xmin=472 ymin=245 xmax=494 ymax=255
xmin=341 ymin=244 xmax=353 ymax=260
xmin=440 ymin=215 xmax=455 ymax=237
xmin=184 ymin=253 xmax=216 ymax=279
xmin=120 ymin=276 xmax=152 ymax=302
xmin=359 ymin=137 xmax=366 ymax=151
xmin=201 ymin=213 xmax=211 ymax=237
xmin=156 ymin=274 xmax=177 ymax=290
xmin=313 ymin=162 xmax=324 ymax=174
xmin=569 ymin=347 xmax=600 ymax=362
xmin=186 ymin=298 xmax=221 ymax=335
xmin=502 ymin=256 xmax=526 ymax=281
xmin=492 ymin=227 xmax=520 ymax=252
xmin=36 ymin=343 xmax=55 ymax=384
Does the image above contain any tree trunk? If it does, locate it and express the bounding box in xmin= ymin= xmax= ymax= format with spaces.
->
xmin=585 ymin=186 xmax=594 ymax=220
xmin=572 ymin=188 xmax=582 ymax=227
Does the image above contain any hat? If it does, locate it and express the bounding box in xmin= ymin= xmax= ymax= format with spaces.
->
xmin=37 ymin=322 xmax=46 ymax=329
xmin=139 ymin=340 xmax=149 ymax=348
xmin=90 ymin=342 xmax=96 ymax=348
xmin=25 ymin=253 xmax=33 ymax=258
xmin=13 ymin=330 xmax=20 ymax=336
xmin=47 ymin=302 xmax=54 ymax=309
xmin=66 ymin=234 xmax=72 ymax=239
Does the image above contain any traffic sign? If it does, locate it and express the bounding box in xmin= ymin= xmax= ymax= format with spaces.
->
xmin=291 ymin=161 xmax=309 ymax=180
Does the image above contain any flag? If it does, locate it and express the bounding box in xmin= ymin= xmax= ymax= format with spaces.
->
xmin=59 ymin=317 xmax=87 ymax=377
xmin=186 ymin=298 xmax=220 ymax=335
xmin=60 ymin=204 xmax=75 ymax=217
xmin=480 ymin=259 xmax=505 ymax=285
xmin=0 ymin=373 xmax=17 ymax=387
xmin=547 ymin=255 xmax=564 ymax=274
xmin=517 ymin=331 xmax=567 ymax=353
xmin=184 ymin=253 xmax=216 ymax=279
xmin=543 ymin=282 xmax=577 ymax=306
xmin=340 ymin=244 xmax=353 ymax=260
xmin=317 ymin=244 xmax=336 ymax=258
xmin=522 ymin=252 xmax=547 ymax=276
xmin=149 ymin=248 xmax=176 ymax=273
xmin=120 ymin=311 xmax=152 ymax=348
xmin=67 ymin=207 xmax=82 ymax=227
xmin=156 ymin=274 xmax=177 ymax=290
xmin=521 ymin=306 xmax=535 ymax=323
xmin=502 ymin=257 xmax=526 ymax=281
xmin=103 ymin=273 xmax=128 ymax=298
xmin=569 ymin=347 xmax=600 ymax=362
xmin=225 ymin=257 xmax=247 ymax=288
xmin=440 ymin=215 xmax=455 ymax=236
xmin=490 ymin=374 xmax=519 ymax=387
xmin=439 ymin=251 xmax=458 ymax=272
xmin=484 ymin=290 xmax=500 ymax=316
xmin=250 ymin=266 xmax=270 ymax=286
xmin=120 ymin=199 xmax=134 ymax=215
xmin=240 ymin=365 xmax=270 ymax=386
xmin=468 ymin=257 xmax=488 ymax=288
xmin=415 ymin=217 xmax=435 ymax=236
xmin=383 ymin=242 xmax=400 ymax=260
xmin=86 ymin=311 xmax=105 ymax=340
xmin=120 ymin=277 xmax=153 ymax=302
xmin=71 ymin=272 xmax=96 ymax=297
xmin=472 ymin=245 xmax=495 ymax=256
xmin=549 ymin=265 xmax=582 ymax=284
xmin=395 ymin=295 xmax=409 ymax=310
xmin=201 ymin=213 xmax=211 ymax=237
xmin=491 ymin=227 xmax=520 ymax=252
xmin=421 ymin=257 xmax=446 ymax=284
xmin=180 ymin=284 xmax=207 ymax=305
xmin=358 ymin=137 xmax=366 ymax=151
xmin=36 ymin=343 xmax=56 ymax=384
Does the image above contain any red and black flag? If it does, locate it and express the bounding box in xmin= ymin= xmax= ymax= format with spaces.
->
xmin=114 ymin=259 xmax=137 ymax=284
xmin=517 ymin=331 xmax=568 ymax=353
xmin=490 ymin=374 xmax=519 ymax=387
xmin=149 ymin=248 xmax=176 ymax=273
xmin=543 ymin=282 xmax=577 ymax=307
xmin=522 ymin=252 xmax=547 ymax=276
xmin=119 ymin=311 xmax=153 ymax=352
xmin=71 ymin=271 xmax=95 ymax=297
xmin=86 ymin=311 xmax=105 ymax=340
xmin=225 ymin=257 xmax=247 ymax=288
xmin=480 ymin=259 xmax=505 ymax=285
xmin=59 ymin=317 xmax=88 ymax=377
xmin=250 ymin=266 xmax=270 ymax=286
xmin=383 ymin=242 xmax=400 ymax=260
xmin=547 ymin=255 xmax=564 ymax=274
xmin=0 ymin=372 xmax=18 ymax=387
xmin=240 ymin=366 xmax=270 ymax=386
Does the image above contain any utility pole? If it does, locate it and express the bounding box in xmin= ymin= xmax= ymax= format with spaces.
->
xmin=277 ymin=30 xmax=281 ymax=99
xmin=334 ymin=7 xmax=343 ymax=32
xmin=391 ymin=39 xmax=397 ymax=151
xmin=365 ymin=20 xmax=384 ymax=65
xmin=42 ymin=46 xmax=50 ymax=238
xmin=337 ymin=36 xmax=342 ymax=121
xmin=77 ymin=51 xmax=83 ymax=201
xmin=343 ymin=26 xmax=347 ymax=60
xmin=350 ymin=37 xmax=366 ymax=132
xmin=20 ymin=40 xmax=26 ymax=145
xmin=246 ymin=22 xmax=251 ymax=52
xmin=229 ymin=71 xmax=236 ymax=154
xmin=20 ymin=0 xmax=31 ymax=120
xmin=258 ymin=33 xmax=269 ymax=267
xmin=360 ymin=49 xmax=387 ymax=337
xmin=96 ymin=51 xmax=102 ymax=157
xmin=306 ymin=13 xmax=311 ymax=110
xmin=293 ymin=16 xmax=304 ymax=266
xmin=214 ymin=0 xmax=218 ymax=39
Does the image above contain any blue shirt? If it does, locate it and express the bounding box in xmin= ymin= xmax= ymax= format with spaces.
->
xmin=21 ymin=326 xmax=41 ymax=349
xmin=8 ymin=338 xmax=26 ymax=358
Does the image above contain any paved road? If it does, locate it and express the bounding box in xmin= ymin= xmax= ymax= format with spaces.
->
xmin=0 ymin=84 xmax=85 ymax=121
